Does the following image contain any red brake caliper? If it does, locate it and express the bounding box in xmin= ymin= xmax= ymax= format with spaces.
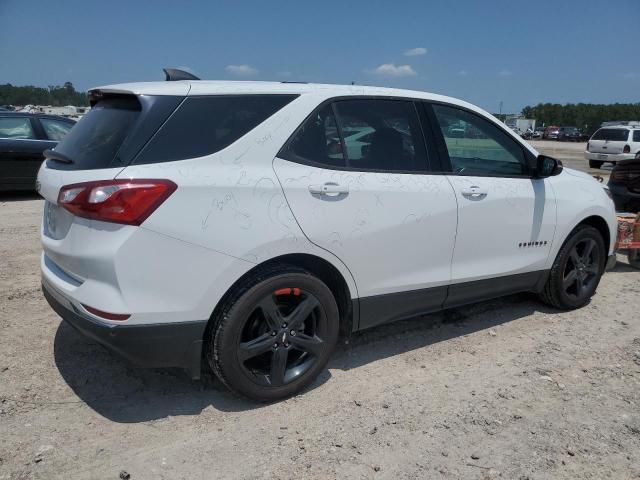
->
xmin=274 ymin=288 xmax=300 ymax=296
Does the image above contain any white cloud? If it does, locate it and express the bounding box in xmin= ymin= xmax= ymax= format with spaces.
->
xmin=225 ymin=64 xmax=258 ymax=76
xmin=498 ymin=69 xmax=513 ymax=77
xmin=458 ymin=69 xmax=468 ymax=76
xmin=403 ymin=47 xmax=427 ymax=56
xmin=368 ymin=63 xmax=417 ymax=78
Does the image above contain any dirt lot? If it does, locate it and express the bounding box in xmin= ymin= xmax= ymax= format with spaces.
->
xmin=1 ymin=146 xmax=639 ymax=479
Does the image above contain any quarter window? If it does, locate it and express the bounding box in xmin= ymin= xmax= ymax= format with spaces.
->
xmin=432 ymin=104 xmax=528 ymax=176
xmin=136 ymin=95 xmax=298 ymax=164
xmin=0 ymin=117 xmax=36 ymax=139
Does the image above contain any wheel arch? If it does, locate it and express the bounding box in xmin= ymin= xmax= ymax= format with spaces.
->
xmin=203 ymin=253 xmax=357 ymax=352
xmin=577 ymin=215 xmax=611 ymax=254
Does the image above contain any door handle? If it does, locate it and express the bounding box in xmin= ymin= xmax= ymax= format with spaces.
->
xmin=460 ymin=186 xmax=488 ymax=198
xmin=308 ymin=183 xmax=349 ymax=196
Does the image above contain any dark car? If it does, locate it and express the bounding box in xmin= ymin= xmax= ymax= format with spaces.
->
xmin=608 ymin=153 xmax=640 ymax=212
xmin=0 ymin=112 xmax=75 ymax=191
xmin=557 ymin=126 xmax=585 ymax=142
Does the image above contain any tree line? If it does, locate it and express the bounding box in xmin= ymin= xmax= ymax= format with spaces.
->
xmin=0 ymin=82 xmax=88 ymax=107
xmin=521 ymin=103 xmax=640 ymax=134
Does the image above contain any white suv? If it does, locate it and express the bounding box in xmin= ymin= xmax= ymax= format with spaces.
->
xmin=585 ymin=124 xmax=640 ymax=169
xmin=38 ymin=75 xmax=617 ymax=401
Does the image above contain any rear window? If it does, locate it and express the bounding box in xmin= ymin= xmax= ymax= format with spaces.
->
xmin=592 ymin=128 xmax=629 ymax=141
xmin=134 ymin=95 xmax=297 ymax=164
xmin=52 ymin=96 xmax=141 ymax=169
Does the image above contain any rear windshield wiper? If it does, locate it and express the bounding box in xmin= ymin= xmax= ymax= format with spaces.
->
xmin=44 ymin=149 xmax=74 ymax=165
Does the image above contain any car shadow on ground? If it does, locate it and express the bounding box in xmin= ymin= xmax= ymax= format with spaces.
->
xmin=53 ymin=293 xmax=557 ymax=423
xmin=0 ymin=191 xmax=41 ymax=202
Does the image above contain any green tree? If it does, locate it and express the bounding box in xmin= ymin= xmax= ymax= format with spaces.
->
xmin=521 ymin=102 xmax=640 ymax=134
xmin=0 ymin=82 xmax=88 ymax=107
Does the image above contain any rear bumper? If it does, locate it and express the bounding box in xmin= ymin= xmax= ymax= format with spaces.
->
xmin=585 ymin=152 xmax=634 ymax=162
xmin=42 ymin=279 xmax=207 ymax=379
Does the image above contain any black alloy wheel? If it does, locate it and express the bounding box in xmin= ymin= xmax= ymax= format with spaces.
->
xmin=561 ymin=238 xmax=601 ymax=302
xmin=238 ymin=287 xmax=327 ymax=387
xmin=540 ymin=225 xmax=605 ymax=310
xmin=208 ymin=266 xmax=339 ymax=401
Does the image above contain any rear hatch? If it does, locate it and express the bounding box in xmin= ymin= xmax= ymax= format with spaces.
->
xmin=588 ymin=128 xmax=630 ymax=154
xmin=38 ymin=88 xmax=186 ymax=280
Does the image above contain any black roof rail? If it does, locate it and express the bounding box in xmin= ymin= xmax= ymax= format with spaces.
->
xmin=163 ymin=68 xmax=200 ymax=81
xmin=281 ymin=81 xmax=308 ymax=84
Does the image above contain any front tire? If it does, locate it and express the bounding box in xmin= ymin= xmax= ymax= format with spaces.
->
xmin=539 ymin=225 xmax=605 ymax=309
xmin=207 ymin=266 xmax=339 ymax=402
xmin=589 ymin=160 xmax=604 ymax=169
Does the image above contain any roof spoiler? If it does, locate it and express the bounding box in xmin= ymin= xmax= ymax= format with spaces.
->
xmin=163 ymin=68 xmax=200 ymax=81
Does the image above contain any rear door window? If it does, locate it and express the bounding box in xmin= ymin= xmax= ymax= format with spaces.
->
xmin=279 ymin=104 xmax=345 ymax=168
xmin=592 ymin=128 xmax=629 ymax=141
xmin=52 ymin=96 xmax=141 ymax=169
xmin=0 ymin=117 xmax=36 ymax=139
xmin=40 ymin=118 xmax=74 ymax=141
xmin=135 ymin=95 xmax=297 ymax=164
xmin=334 ymin=99 xmax=428 ymax=172
xmin=633 ymin=130 xmax=640 ymax=142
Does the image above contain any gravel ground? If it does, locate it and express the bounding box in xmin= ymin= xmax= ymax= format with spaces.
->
xmin=1 ymin=145 xmax=639 ymax=479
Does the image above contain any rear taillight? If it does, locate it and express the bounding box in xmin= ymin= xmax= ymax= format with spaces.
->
xmin=623 ymin=144 xmax=631 ymax=153
xmin=57 ymin=179 xmax=177 ymax=225
xmin=611 ymin=168 xmax=640 ymax=183
xmin=610 ymin=169 xmax=626 ymax=182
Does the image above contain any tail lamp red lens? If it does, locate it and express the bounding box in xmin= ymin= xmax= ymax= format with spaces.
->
xmin=57 ymin=179 xmax=177 ymax=226
xmin=623 ymin=144 xmax=631 ymax=154
xmin=611 ymin=168 xmax=640 ymax=183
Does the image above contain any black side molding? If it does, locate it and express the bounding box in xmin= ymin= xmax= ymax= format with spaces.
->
xmin=163 ymin=68 xmax=200 ymax=81
xmin=355 ymin=270 xmax=549 ymax=331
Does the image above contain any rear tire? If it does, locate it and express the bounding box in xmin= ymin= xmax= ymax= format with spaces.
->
xmin=589 ymin=160 xmax=603 ymax=169
xmin=628 ymin=250 xmax=640 ymax=269
xmin=539 ymin=225 xmax=605 ymax=310
xmin=207 ymin=265 xmax=339 ymax=402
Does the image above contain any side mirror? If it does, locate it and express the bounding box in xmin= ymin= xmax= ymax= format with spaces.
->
xmin=536 ymin=155 xmax=563 ymax=178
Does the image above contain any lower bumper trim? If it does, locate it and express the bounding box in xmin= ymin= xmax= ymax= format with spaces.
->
xmin=42 ymin=282 xmax=208 ymax=379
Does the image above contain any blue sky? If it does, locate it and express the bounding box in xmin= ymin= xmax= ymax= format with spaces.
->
xmin=1 ymin=0 xmax=638 ymax=113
